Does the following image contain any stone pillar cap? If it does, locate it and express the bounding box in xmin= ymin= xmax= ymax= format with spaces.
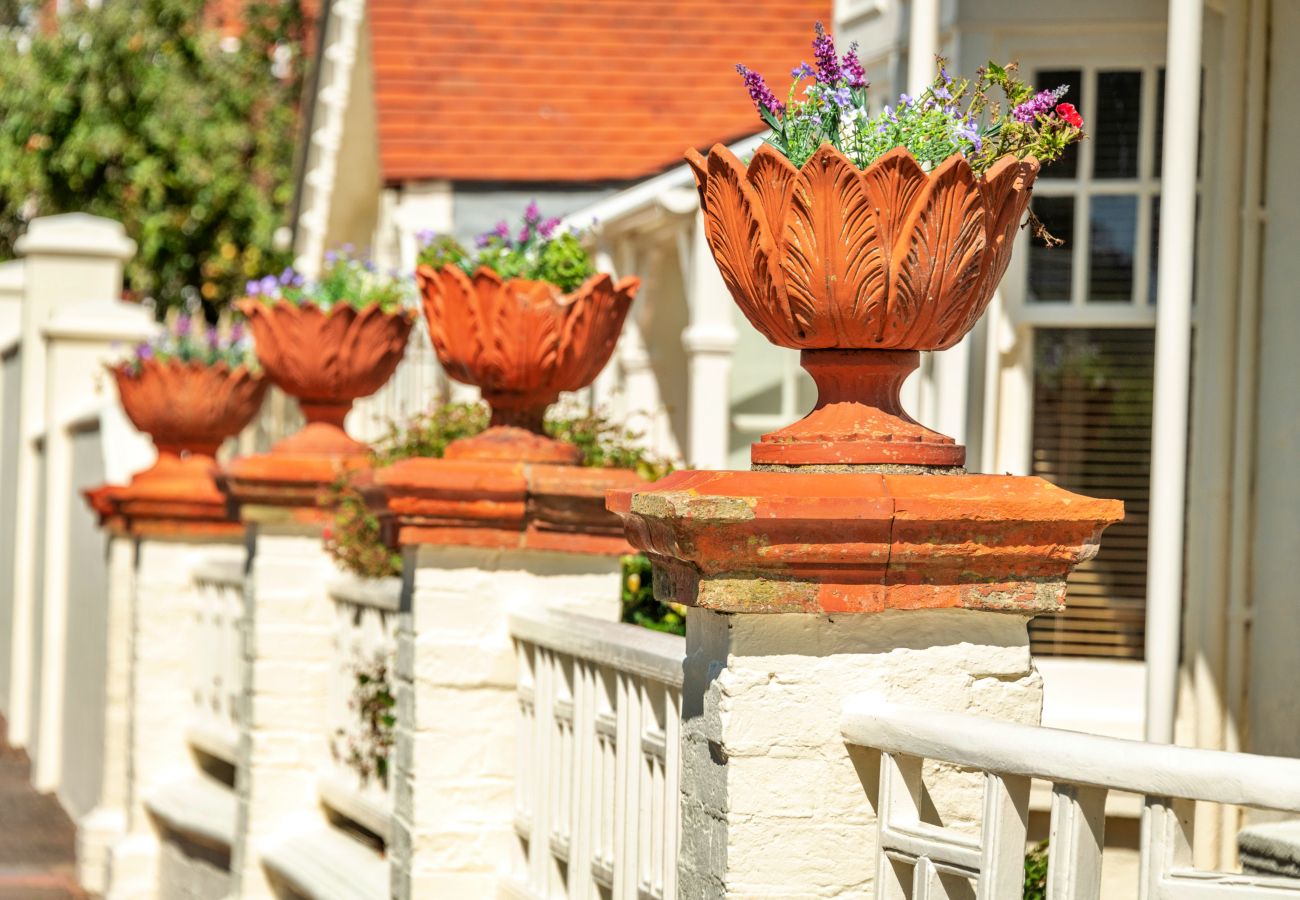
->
xmin=16 ymin=213 xmax=137 ymax=260
xmin=608 ymin=470 xmax=1123 ymax=615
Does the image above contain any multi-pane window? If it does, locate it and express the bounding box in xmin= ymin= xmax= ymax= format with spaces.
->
xmin=1022 ymin=66 xmax=1170 ymax=659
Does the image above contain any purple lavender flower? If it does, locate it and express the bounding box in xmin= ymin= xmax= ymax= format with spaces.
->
xmin=291 ymin=273 xmax=305 ymax=287
xmin=207 ymin=328 xmax=220 ymax=349
xmin=811 ymin=22 xmax=841 ymax=85
xmin=230 ymin=322 xmax=245 ymax=344
xmin=524 ymin=201 xmax=541 ymax=225
xmin=493 ymin=220 xmax=511 ymax=240
xmin=475 ymin=233 xmax=493 ymax=249
xmin=175 ymin=313 xmax=191 ymax=336
xmin=898 ymin=92 xmax=913 ymax=107
xmin=137 ymin=343 xmax=153 ymax=360
xmin=245 ymin=279 xmax=261 ymax=296
xmin=278 ymin=267 xmax=296 ymax=285
xmin=324 ymin=250 xmax=338 ymax=265
xmin=842 ymin=42 xmax=868 ymax=88
xmin=518 ymin=226 xmax=532 ymax=243
xmin=539 ymin=217 xmax=561 ymax=239
xmin=735 ymin=64 xmax=785 ymax=116
xmin=415 ymin=229 xmax=436 ymax=245
xmin=955 ymin=120 xmax=983 ymax=152
xmin=791 ymin=62 xmax=815 ymax=79
xmin=1012 ymin=85 xmax=1070 ymax=123
xmin=259 ymin=275 xmax=279 ymax=295
xmin=831 ymin=86 xmax=853 ymax=109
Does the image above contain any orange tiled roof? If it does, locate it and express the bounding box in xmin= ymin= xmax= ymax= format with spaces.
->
xmin=367 ymin=0 xmax=830 ymax=183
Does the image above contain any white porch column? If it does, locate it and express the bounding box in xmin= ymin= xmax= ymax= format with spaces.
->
xmin=7 ymin=214 xmax=136 ymax=751
xmin=1145 ymin=0 xmax=1204 ymax=745
xmin=681 ymin=212 xmax=737 ymax=470
xmin=0 ymin=260 xmax=25 ymax=720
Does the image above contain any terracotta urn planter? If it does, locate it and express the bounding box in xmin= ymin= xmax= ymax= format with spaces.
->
xmin=415 ymin=265 xmax=640 ymax=463
xmin=111 ymin=358 xmax=268 ymax=515
xmin=236 ymin=299 xmax=414 ymax=457
xmin=686 ymin=142 xmax=1039 ymax=468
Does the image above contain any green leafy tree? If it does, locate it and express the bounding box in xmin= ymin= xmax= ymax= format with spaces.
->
xmin=0 ymin=0 xmax=304 ymax=311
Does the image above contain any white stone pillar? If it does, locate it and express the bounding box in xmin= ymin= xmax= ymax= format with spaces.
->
xmin=8 ymin=214 xmax=136 ymax=750
xmin=34 ymin=297 xmax=154 ymax=794
xmin=230 ymin=525 xmax=336 ymax=899
xmin=679 ymin=608 xmax=1041 ymax=897
xmin=682 ymin=212 xmax=737 ymax=470
xmin=391 ymin=545 xmax=620 ymax=899
xmin=105 ymin=537 xmax=245 ymax=900
xmin=77 ymin=533 xmax=136 ymax=895
xmin=0 ymin=259 xmax=24 ymax=721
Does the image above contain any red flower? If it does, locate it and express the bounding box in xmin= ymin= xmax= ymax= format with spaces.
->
xmin=1056 ymin=102 xmax=1083 ymax=128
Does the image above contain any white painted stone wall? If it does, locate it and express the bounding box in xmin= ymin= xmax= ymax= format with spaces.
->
xmin=104 ymin=537 xmax=244 ymax=900
xmin=231 ymin=526 xmax=336 ymax=899
xmin=679 ymin=608 xmax=1043 ymax=899
xmin=392 ymin=544 xmax=620 ymax=899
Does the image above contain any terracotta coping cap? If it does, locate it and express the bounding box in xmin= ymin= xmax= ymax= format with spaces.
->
xmin=607 ymin=470 xmax=1124 ymax=615
xmin=221 ymin=451 xmax=368 ymax=526
xmin=379 ymin=457 xmax=647 ymax=556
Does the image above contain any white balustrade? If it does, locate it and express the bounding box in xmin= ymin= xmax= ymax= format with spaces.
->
xmin=188 ymin=558 xmax=246 ymax=765
xmin=321 ymin=573 xmax=402 ymax=843
xmin=509 ymin=607 xmax=684 ymax=900
xmin=841 ymin=695 xmax=1300 ymax=899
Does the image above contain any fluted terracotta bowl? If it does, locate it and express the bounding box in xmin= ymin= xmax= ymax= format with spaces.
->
xmin=112 ymin=358 xmax=268 ymax=496
xmin=416 ymin=265 xmax=639 ymax=462
xmin=236 ymin=299 xmax=414 ymax=457
xmin=686 ymin=142 xmax=1039 ymax=468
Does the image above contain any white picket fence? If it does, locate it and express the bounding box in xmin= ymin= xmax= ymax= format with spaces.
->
xmin=841 ymin=696 xmax=1300 ymax=899
xmin=509 ymin=607 xmax=684 ymax=900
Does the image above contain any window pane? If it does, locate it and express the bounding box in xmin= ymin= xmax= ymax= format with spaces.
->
xmin=1035 ymin=68 xmax=1081 ymax=179
xmin=1028 ymin=197 xmax=1075 ymax=302
xmin=1094 ymin=71 xmax=1142 ymax=179
xmin=1089 ymin=195 xmax=1137 ymax=302
xmin=1030 ymin=328 xmax=1155 ymax=659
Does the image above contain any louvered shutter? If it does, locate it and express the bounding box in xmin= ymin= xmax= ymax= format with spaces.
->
xmin=1029 ymin=328 xmax=1154 ymax=659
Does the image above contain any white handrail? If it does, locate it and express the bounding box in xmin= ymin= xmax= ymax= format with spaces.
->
xmin=508 ymin=607 xmax=684 ymax=687
xmin=841 ymin=695 xmax=1300 ymax=812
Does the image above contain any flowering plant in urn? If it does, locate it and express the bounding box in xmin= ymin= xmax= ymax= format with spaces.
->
xmin=415 ymin=204 xmax=640 ymax=463
xmin=237 ymin=248 xmax=414 ymax=457
xmin=702 ymin=25 xmax=1084 ymax=467
xmin=109 ymin=310 xmax=267 ymax=514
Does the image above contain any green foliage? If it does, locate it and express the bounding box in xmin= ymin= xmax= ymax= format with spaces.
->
xmin=245 ymin=250 xmax=413 ymax=314
xmin=116 ymin=309 xmax=255 ymax=375
xmin=330 ymin=657 xmax=396 ymax=788
xmin=416 ymin=204 xmax=596 ymax=294
xmin=1023 ymin=840 xmax=1049 ymax=899
xmin=620 ymin=554 xmax=685 ymax=636
xmin=0 ymin=0 xmax=304 ymax=311
xmin=370 ymin=401 xmax=491 ymax=466
xmin=739 ymin=23 xmax=1083 ymax=176
xmin=544 ymin=410 xmax=676 ymax=481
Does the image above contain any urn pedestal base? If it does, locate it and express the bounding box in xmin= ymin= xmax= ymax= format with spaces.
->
xmin=751 ymin=349 xmax=965 ymax=470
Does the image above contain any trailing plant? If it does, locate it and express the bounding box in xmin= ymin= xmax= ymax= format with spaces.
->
xmin=1023 ymin=840 xmax=1049 ymax=899
xmin=736 ymin=22 xmax=1084 ymax=174
xmin=0 ymin=0 xmax=305 ymax=312
xmin=323 ymin=403 xmax=675 ymax=580
xmin=244 ymin=247 xmax=412 ymax=314
xmin=330 ymin=656 xmax=396 ymax=788
xmin=416 ymin=203 xmax=596 ymax=293
xmin=115 ymin=309 xmax=255 ymax=376
xmin=621 ymin=553 xmax=685 ymax=636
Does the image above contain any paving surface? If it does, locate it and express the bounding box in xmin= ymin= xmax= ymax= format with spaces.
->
xmin=0 ymin=717 xmax=85 ymax=899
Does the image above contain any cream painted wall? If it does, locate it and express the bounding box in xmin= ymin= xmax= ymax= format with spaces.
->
xmin=1246 ymin=0 xmax=1300 ymax=761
